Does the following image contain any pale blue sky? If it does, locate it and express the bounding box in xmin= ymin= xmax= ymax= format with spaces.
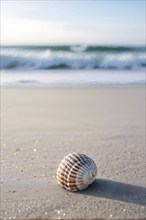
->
xmin=1 ymin=0 xmax=145 ymax=45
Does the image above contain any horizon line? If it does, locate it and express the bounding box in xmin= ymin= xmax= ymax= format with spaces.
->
xmin=1 ymin=43 xmax=145 ymax=47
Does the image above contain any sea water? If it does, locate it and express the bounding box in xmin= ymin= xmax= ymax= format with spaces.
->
xmin=1 ymin=45 xmax=145 ymax=87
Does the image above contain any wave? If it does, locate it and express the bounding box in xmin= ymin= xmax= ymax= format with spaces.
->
xmin=1 ymin=45 xmax=145 ymax=70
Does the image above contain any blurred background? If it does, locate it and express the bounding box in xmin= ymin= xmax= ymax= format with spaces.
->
xmin=1 ymin=0 xmax=145 ymax=87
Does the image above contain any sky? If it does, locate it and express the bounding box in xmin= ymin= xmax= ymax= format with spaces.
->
xmin=1 ymin=0 xmax=145 ymax=45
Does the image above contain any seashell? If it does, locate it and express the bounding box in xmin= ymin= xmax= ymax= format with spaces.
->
xmin=56 ymin=152 xmax=97 ymax=191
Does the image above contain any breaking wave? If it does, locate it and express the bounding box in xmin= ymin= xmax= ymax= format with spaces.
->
xmin=1 ymin=45 xmax=145 ymax=70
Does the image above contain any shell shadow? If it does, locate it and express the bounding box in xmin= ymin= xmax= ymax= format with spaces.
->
xmin=78 ymin=179 xmax=146 ymax=206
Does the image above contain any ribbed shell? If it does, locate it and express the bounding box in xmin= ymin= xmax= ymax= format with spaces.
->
xmin=56 ymin=152 xmax=97 ymax=191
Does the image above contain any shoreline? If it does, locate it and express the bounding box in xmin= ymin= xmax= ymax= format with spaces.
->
xmin=1 ymin=84 xmax=145 ymax=89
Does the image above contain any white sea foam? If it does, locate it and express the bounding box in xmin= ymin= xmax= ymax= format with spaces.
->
xmin=1 ymin=70 xmax=145 ymax=87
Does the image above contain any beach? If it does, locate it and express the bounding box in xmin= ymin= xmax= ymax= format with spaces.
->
xmin=1 ymin=86 xmax=145 ymax=219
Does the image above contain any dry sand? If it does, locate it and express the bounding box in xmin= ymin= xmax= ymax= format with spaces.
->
xmin=1 ymin=87 xmax=146 ymax=219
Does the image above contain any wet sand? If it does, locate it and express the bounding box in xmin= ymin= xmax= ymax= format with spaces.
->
xmin=1 ymin=87 xmax=145 ymax=219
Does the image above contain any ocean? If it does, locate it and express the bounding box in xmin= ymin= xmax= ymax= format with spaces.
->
xmin=1 ymin=45 xmax=145 ymax=87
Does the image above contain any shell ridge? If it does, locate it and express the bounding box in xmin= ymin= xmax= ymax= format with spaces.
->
xmin=72 ymin=153 xmax=85 ymax=164
xmin=68 ymin=154 xmax=84 ymax=167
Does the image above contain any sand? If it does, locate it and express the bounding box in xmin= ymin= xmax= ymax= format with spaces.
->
xmin=1 ymin=87 xmax=145 ymax=219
